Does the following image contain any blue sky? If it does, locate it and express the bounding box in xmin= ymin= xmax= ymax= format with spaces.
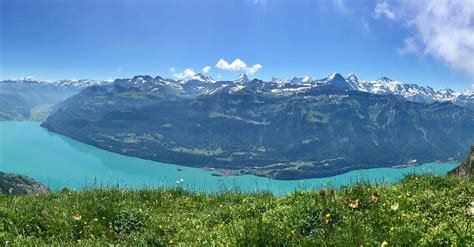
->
xmin=1 ymin=0 xmax=473 ymax=91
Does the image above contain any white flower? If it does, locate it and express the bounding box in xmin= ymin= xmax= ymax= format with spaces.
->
xmin=391 ymin=202 xmax=399 ymax=211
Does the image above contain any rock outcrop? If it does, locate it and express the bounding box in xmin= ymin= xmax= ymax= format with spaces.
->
xmin=0 ymin=172 xmax=50 ymax=195
xmin=449 ymin=146 xmax=474 ymax=179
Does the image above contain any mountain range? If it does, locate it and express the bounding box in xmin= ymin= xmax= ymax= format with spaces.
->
xmin=28 ymin=72 xmax=474 ymax=179
xmin=0 ymin=77 xmax=111 ymax=120
xmin=2 ymin=73 xmax=473 ymax=111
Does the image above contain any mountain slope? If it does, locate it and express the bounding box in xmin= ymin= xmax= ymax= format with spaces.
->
xmin=449 ymin=146 xmax=474 ymax=179
xmin=0 ymin=172 xmax=50 ymax=195
xmin=0 ymin=78 xmax=111 ymax=121
xmin=43 ymin=83 xmax=474 ymax=179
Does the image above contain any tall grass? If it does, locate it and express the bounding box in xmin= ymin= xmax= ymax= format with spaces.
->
xmin=0 ymin=175 xmax=473 ymax=246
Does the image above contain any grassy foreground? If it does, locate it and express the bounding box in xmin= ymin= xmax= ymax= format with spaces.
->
xmin=1 ymin=175 xmax=473 ymax=246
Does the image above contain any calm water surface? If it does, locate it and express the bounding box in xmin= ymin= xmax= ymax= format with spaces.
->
xmin=0 ymin=121 xmax=457 ymax=194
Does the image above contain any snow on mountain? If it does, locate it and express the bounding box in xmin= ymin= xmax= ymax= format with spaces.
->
xmin=271 ymin=77 xmax=287 ymax=84
xmin=1 ymin=77 xmax=110 ymax=88
xmin=234 ymin=74 xmax=250 ymax=84
xmin=3 ymin=73 xmax=472 ymax=110
xmin=57 ymin=79 xmax=109 ymax=88
xmin=188 ymin=73 xmax=216 ymax=83
xmin=343 ymin=73 xmax=473 ymax=105
xmin=321 ymin=73 xmax=353 ymax=89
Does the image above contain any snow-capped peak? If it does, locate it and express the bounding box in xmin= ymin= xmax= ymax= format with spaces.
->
xmin=16 ymin=76 xmax=51 ymax=84
xmin=235 ymin=74 xmax=250 ymax=84
xmin=345 ymin=73 xmax=358 ymax=82
xmin=302 ymin=76 xmax=311 ymax=83
xmin=191 ymin=73 xmax=216 ymax=83
xmin=323 ymin=73 xmax=353 ymax=90
xmin=271 ymin=77 xmax=286 ymax=84
xmin=378 ymin=76 xmax=394 ymax=82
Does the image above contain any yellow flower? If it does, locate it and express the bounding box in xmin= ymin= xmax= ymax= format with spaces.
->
xmin=381 ymin=240 xmax=389 ymax=247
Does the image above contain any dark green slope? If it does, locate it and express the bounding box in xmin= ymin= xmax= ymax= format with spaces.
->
xmin=450 ymin=146 xmax=474 ymax=179
xmin=43 ymin=85 xmax=474 ymax=179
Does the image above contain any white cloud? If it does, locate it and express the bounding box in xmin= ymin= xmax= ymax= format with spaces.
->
xmin=374 ymin=1 xmax=396 ymax=20
xmin=391 ymin=0 xmax=474 ymax=82
xmin=397 ymin=38 xmax=419 ymax=55
xmin=170 ymin=67 xmax=196 ymax=80
xmin=202 ymin=66 xmax=211 ymax=74
xmin=215 ymin=58 xmax=248 ymax=71
xmin=246 ymin=64 xmax=263 ymax=75
xmin=215 ymin=58 xmax=263 ymax=75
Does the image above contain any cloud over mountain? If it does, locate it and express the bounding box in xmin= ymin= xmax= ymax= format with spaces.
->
xmin=215 ymin=58 xmax=262 ymax=75
xmin=380 ymin=0 xmax=474 ymax=86
xmin=170 ymin=68 xmax=196 ymax=80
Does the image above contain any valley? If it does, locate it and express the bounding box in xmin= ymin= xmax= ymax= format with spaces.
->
xmin=2 ymin=73 xmax=473 ymax=179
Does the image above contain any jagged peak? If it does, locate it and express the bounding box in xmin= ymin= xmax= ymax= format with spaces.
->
xmin=327 ymin=73 xmax=345 ymax=81
xmin=131 ymin=75 xmax=153 ymax=81
xmin=190 ymin=73 xmax=216 ymax=83
xmin=378 ymin=76 xmax=394 ymax=82
xmin=345 ymin=73 xmax=358 ymax=81
xmin=235 ymin=73 xmax=250 ymax=83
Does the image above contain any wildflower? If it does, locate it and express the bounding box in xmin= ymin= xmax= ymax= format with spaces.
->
xmin=319 ymin=188 xmax=327 ymax=197
xmin=8 ymin=188 xmax=13 ymax=194
xmin=73 ymin=213 xmax=82 ymax=221
xmin=391 ymin=203 xmax=399 ymax=211
xmin=381 ymin=240 xmax=389 ymax=247
xmin=180 ymin=179 xmax=184 ymax=182
xmin=370 ymin=191 xmax=379 ymax=202
xmin=349 ymin=199 xmax=359 ymax=209
xmin=320 ymin=215 xmax=328 ymax=224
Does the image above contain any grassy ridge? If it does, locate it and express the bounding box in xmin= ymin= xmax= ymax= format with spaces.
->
xmin=0 ymin=174 xmax=473 ymax=246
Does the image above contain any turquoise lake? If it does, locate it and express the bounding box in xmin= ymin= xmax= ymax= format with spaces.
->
xmin=0 ymin=121 xmax=458 ymax=195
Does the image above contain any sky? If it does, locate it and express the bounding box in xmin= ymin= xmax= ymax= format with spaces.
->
xmin=1 ymin=0 xmax=473 ymax=91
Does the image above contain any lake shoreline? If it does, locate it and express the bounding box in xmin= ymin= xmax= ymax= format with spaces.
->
xmin=39 ymin=119 xmax=461 ymax=180
xmin=0 ymin=121 xmax=459 ymax=194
